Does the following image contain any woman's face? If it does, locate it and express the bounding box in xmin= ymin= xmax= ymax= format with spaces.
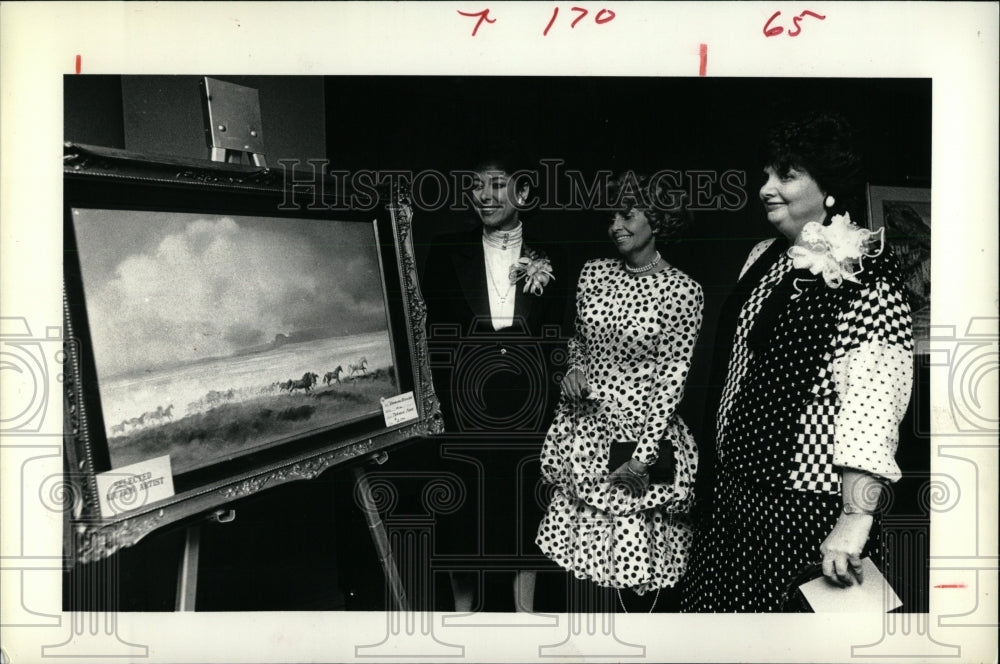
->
xmin=609 ymin=208 xmax=655 ymax=256
xmin=472 ymin=167 xmax=526 ymax=231
xmin=759 ymin=165 xmax=826 ymax=241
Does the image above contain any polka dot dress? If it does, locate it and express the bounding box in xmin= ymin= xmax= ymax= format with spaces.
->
xmin=536 ymin=258 xmax=703 ymax=593
xmin=681 ymin=240 xmax=914 ymax=612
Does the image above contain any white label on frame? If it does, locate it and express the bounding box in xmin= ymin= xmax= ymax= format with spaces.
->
xmin=380 ymin=391 xmax=418 ymax=427
xmin=95 ymin=455 xmax=175 ymax=518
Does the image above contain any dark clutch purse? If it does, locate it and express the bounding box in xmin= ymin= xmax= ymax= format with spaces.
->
xmin=607 ymin=441 xmax=675 ymax=484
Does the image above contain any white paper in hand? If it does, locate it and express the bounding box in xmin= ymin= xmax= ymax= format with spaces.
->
xmin=799 ymin=557 xmax=903 ymax=612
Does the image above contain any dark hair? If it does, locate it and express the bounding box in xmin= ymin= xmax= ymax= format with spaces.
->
xmin=607 ymin=172 xmax=692 ymax=244
xmin=466 ymin=139 xmax=537 ymax=205
xmin=761 ymin=112 xmax=863 ymax=222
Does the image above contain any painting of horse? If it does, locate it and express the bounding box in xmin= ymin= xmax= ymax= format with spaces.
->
xmin=70 ymin=208 xmax=402 ymax=475
xmin=348 ymin=356 xmax=368 ymax=377
xmin=323 ymin=366 xmax=344 ymax=385
xmin=286 ymin=372 xmax=319 ymax=393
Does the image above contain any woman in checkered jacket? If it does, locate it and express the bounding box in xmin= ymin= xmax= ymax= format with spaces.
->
xmin=680 ymin=113 xmax=915 ymax=612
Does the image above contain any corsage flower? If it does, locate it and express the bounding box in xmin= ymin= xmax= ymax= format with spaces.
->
xmin=787 ymin=213 xmax=884 ymax=289
xmin=509 ymin=247 xmax=555 ymax=296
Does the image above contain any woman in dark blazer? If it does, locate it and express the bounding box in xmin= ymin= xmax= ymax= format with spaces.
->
xmin=415 ymin=144 xmax=568 ymax=612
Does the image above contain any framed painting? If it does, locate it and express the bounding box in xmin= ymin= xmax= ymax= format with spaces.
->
xmin=63 ymin=144 xmax=441 ymax=564
xmin=866 ymin=184 xmax=931 ymax=354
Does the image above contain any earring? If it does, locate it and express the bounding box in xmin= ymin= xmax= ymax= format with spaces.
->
xmin=824 ymin=195 xmax=836 ymax=209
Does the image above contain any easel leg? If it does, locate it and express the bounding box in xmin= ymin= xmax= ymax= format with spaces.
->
xmin=352 ymin=465 xmax=409 ymax=610
xmin=175 ymin=525 xmax=201 ymax=612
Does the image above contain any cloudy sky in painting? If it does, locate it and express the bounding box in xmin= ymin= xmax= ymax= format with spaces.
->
xmin=71 ymin=209 xmax=389 ymax=378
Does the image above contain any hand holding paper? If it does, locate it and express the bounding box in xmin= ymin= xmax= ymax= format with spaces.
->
xmin=799 ymin=557 xmax=902 ymax=612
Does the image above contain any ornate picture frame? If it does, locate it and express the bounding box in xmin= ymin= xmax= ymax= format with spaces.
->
xmin=866 ymin=184 xmax=931 ymax=354
xmin=63 ymin=144 xmax=441 ymax=565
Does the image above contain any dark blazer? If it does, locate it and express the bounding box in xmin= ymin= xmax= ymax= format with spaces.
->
xmin=421 ymin=228 xmax=568 ymax=438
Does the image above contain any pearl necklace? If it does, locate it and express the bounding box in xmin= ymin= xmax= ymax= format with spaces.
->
xmin=482 ymin=224 xmax=522 ymax=251
xmin=483 ymin=224 xmax=521 ymax=305
xmin=623 ymin=251 xmax=662 ymax=274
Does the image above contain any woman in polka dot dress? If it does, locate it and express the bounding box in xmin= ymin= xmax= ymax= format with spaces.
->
xmin=536 ymin=174 xmax=703 ymax=604
xmin=681 ymin=113 xmax=915 ymax=612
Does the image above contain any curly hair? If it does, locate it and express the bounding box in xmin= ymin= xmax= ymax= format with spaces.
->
xmin=760 ymin=112 xmax=864 ymax=221
xmin=607 ymin=172 xmax=693 ymax=244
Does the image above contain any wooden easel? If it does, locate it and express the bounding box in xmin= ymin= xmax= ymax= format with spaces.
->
xmin=174 ymin=456 xmax=407 ymax=611
xmin=352 ymin=462 xmax=409 ymax=610
xmin=174 ymin=508 xmax=232 ymax=612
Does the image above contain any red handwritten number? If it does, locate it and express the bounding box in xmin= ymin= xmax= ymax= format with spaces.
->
xmin=792 ymin=10 xmax=826 ymax=36
xmin=75 ymin=54 xmax=82 ymax=74
xmin=594 ymin=8 xmax=615 ymax=24
xmin=789 ymin=14 xmax=806 ymax=37
xmin=458 ymin=8 xmax=496 ymax=37
xmin=545 ymin=6 xmax=615 ymax=34
xmin=543 ymin=7 xmax=559 ymax=35
xmin=459 ymin=6 xmax=617 ymax=37
xmin=764 ymin=10 xmax=826 ymax=38
xmin=763 ymin=11 xmax=783 ymax=37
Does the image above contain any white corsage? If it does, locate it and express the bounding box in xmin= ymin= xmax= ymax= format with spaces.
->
xmin=509 ymin=247 xmax=555 ymax=296
xmin=787 ymin=213 xmax=884 ymax=289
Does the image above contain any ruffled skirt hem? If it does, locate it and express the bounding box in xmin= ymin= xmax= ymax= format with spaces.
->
xmin=535 ymin=489 xmax=693 ymax=593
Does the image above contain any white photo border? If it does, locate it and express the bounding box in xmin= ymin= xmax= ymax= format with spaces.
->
xmin=1 ymin=2 xmax=996 ymax=663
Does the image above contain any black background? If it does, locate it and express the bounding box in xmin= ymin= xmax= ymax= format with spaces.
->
xmin=64 ymin=76 xmax=930 ymax=612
